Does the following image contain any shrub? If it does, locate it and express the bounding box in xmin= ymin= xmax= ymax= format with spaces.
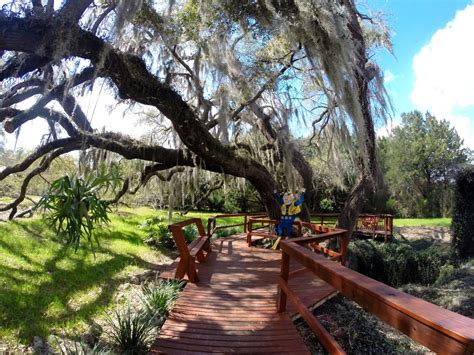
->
xmin=142 ymin=280 xmax=184 ymax=322
xmin=106 ymin=306 xmax=154 ymax=354
xmin=214 ymin=227 xmax=241 ymax=238
xmin=349 ymin=240 xmax=450 ymax=287
xmin=451 ymin=165 xmax=474 ymax=259
xmin=182 ymin=225 xmax=198 ymax=243
xmin=139 ymin=217 xmax=174 ymax=249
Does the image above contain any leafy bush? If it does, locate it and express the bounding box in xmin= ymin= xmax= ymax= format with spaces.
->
xmin=139 ymin=218 xmax=197 ymax=249
xmin=451 ymin=165 xmax=474 ymax=259
xmin=139 ymin=217 xmax=174 ymax=249
xmin=106 ymin=306 xmax=154 ymax=354
xmin=183 ymin=225 xmax=198 ymax=243
xmin=214 ymin=227 xmax=241 ymax=238
xmin=349 ymin=240 xmax=450 ymax=287
xmin=36 ymin=173 xmax=116 ymax=250
xmin=142 ymin=280 xmax=184 ymax=322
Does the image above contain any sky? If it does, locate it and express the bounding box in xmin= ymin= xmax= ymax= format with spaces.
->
xmin=2 ymin=0 xmax=474 ymax=150
xmin=369 ymin=0 xmax=474 ymax=148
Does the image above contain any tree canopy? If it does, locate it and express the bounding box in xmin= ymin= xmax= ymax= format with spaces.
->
xmin=0 ymin=0 xmax=391 ymax=233
xmin=378 ymin=111 xmax=468 ymax=217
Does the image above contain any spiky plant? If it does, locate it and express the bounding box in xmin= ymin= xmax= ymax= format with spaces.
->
xmin=142 ymin=280 xmax=184 ymax=320
xmin=106 ymin=307 xmax=154 ymax=355
xmin=36 ymin=167 xmax=121 ymax=250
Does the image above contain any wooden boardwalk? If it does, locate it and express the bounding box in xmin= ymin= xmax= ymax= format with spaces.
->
xmin=152 ymin=234 xmax=336 ymax=354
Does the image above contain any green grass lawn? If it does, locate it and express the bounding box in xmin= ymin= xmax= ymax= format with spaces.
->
xmin=0 ymin=207 xmax=163 ymax=346
xmin=393 ymin=218 xmax=451 ymax=228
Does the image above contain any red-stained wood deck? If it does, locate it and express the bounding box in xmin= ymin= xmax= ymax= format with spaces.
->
xmin=151 ymin=233 xmax=336 ymax=354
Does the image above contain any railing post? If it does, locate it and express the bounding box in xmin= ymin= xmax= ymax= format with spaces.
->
xmin=277 ymin=250 xmax=290 ymax=313
xmin=244 ymin=214 xmax=248 ymax=233
xmin=207 ymin=217 xmax=213 ymax=237
xmin=246 ymin=219 xmax=252 ymax=247
xmin=340 ymin=231 xmax=349 ymax=266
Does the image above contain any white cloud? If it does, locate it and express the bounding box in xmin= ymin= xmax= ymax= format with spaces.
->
xmin=383 ymin=70 xmax=395 ymax=84
xmin=410 ymin=4 xmax=474 ymax=148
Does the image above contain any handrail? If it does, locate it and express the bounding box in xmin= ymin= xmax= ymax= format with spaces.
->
xmin=246 ymin=218 xmax=280 ymax=246
xmin=278 ymin=239 xmax=474 ymax=354
xmin=207 ymin=212 xmax=268 ymax=237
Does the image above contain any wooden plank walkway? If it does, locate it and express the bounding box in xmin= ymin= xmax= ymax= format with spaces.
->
xmin=151 ymin=233 xmax=336 ymax=354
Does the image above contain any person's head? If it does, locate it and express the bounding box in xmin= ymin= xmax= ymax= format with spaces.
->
xmin=282 ymin=192 xmax=294 ymax=205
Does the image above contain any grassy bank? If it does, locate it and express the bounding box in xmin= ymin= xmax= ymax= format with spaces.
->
xmin=393 ymin=218 xmax=451 ymax=227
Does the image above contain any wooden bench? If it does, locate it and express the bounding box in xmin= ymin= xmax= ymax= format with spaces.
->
xmin=168 ymin=218 xmax=211 ymax=283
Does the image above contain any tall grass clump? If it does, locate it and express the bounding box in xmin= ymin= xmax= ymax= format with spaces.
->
xmin=106 ymin=307 xmax=154 ymax=354
xmin=142 ymin=280 xmax=184 ymax=323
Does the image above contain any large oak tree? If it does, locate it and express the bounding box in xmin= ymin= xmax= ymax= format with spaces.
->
xmin=0 ymin=0 xmax=390 ymax=235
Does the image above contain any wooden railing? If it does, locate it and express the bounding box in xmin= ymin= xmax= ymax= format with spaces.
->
xmin=311 ymin=213 xmax=394 ymax=241
xmin=207 ymin=213 xmax=268 ymax=237
xmin=246 ymin=218 xmax=279 ymax=246
xmin=278 ymin=237 xmax=474 ymax=354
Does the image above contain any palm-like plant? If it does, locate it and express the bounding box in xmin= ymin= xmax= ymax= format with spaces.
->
xmin=36 ymin=167 xmax=121 ymax=250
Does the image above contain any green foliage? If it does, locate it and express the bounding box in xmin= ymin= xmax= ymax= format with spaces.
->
xmin=36 ymin=174 xmax=114 ymax=250
xmin=451 ymin=165 xmax=474 ymax=259
xmin=349 ymin=240 xmax=450 ymax=287
xmin=105 ymin=306 xmax=154 ymax=354
xmin=213 ymin=227 xmax=241 ymax=238
xmin=142 ymin=280 xmax=184 ymax=321
xmin=139 ymin=216 xmax=197 ymax=249
xmin=139 ymin=216 xmax=174 ymax=249
xmin=378 ymin=111 xmax=467 ymax=217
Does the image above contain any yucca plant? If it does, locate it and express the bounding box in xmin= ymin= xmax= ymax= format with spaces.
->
xmin=106 ymin=306 xmax=154 ymax=354
xmin=36 ymin=166 xmax=121 ymax=250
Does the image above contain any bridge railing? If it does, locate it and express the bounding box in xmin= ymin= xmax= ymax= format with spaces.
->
xmin=207 ymin=212 xmax=268 ymax=237
xmin=278 ymin=237 xmax=474 ymax=354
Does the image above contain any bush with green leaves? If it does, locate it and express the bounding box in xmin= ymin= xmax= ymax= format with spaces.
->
xmin=106 ymin=307 xmax=154 ymax=354
xmin=139 ymin=217 xmax=197 ymax=249
xmin=451 ymin=165 xmax=474 ymax=259
xmin=36 ymin=168 xmax=121 ymax=250
xmin=139 ymin=216 xmax=174 ymax=249
xmin=142 ymin=280 xmax=184 ymax=323
xmin=213 ymin=227 xmax=241 ymax=238
xmin=349 ymin=240 xmax=450 ymax=287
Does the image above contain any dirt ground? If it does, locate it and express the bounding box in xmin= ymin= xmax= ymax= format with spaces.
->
xmin=394 ymin=226 xmax=451 ymax=243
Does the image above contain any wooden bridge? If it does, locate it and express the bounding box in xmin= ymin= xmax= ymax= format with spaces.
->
xmin=152 ymin=214 xmax=474 ymax=354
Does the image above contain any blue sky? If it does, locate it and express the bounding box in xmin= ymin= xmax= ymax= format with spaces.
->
xmin=368 ymin=0 xmax=474 ymax=147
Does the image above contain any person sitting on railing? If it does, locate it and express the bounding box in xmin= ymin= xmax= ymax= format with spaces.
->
xmin=274 ymin=188 xmax=305 ymax=237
